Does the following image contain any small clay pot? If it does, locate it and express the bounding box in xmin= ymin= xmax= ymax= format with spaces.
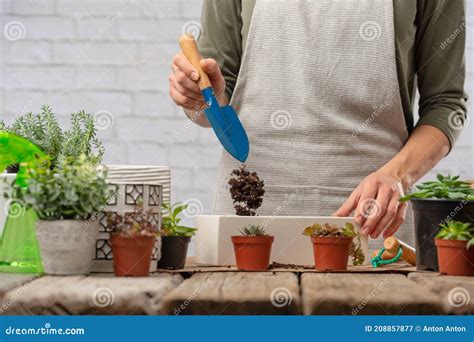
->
xmin=435 ymin=238 xmax=474 ymax=276
xmin=311 ymin=236 xmax=352 ymax=271
xmin=158 ymin=236 xmax=191 ymax=270
xmin=412 ymin=198 xmax=474 ymax=271
xmin=110 ymin=234 xmax=155 ymax=277
xmin=231 ymin=235 xmax=274 ymax=270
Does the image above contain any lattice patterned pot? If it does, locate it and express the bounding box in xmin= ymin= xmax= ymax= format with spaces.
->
xmin=91 ymin=182 xmax=163 ymax=273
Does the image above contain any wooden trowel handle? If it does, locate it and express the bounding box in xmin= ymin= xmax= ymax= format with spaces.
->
xmin=179 ymin=34 xmax=211 ymax=90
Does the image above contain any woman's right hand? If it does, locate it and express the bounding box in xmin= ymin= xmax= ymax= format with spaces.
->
xmin=169 ymin=53 xmax=227 ymax=111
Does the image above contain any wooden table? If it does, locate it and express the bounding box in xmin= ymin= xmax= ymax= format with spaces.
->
xmin=0 ymin=261 xmax=472 ymax=315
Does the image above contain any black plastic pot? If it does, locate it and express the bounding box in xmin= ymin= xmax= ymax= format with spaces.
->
xmin=158 ymin=236 xmax=191 ymax=270
xmin=412 ymin=198 xmax=474 ymax=271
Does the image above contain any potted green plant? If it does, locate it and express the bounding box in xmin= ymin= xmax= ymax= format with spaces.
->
xmin=231 ymin=224 xmax=274 ymax=270
xmin=400 ymin=174 xmax=474 ymax=271
xmin=158 ymin=202 xmax=197 ymax=270
xmin=303 ymin=222 xmax=365 ymax=271
xmin=8 ymin=155 xmax=111 ymax=275
xmin=107 ymin=204 xmax=159 ymax=277
xmin=1 ymin=106 xmax=104 ymax=172
xmin=435 ymin=220 xmax=474 ymax=276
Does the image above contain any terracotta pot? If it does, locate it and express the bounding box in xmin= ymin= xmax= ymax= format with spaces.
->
xmin=231 ymin=235 xmax=274 ymax=270
xmin=311 ymin=236 xmax=352 ymax=271
xmin=412 ymin=198 xmax=474 ymax=271
xmin=435 ymin=238 xmax=474 ymax=276
xmin=110 ymin=234 xmax=155 ymax=277
xmin=158 ymin=236 xmax=191 ymax=270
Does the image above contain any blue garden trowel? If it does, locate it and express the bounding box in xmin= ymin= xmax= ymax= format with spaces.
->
xmin=179 ymin=34 xmax=249 ymax=162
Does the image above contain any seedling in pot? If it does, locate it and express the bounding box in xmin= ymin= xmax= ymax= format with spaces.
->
xmin=228 ymin=165 xmax=265 ymax=216
xmin=239 ymin=224 xmax=267 ymax=236
xmin=158 ymin=202 xmax=198 ymax=270
xmin=435 ymin=220 xmax=474 ymax=277
xmin=398 ymin=174 xmax=474 ymax=272
xmin=232 ymin=224 xmax=274 ymax=270
xmin=108 ymin=204 xmax=159 ymax=277
xmin=303 ymin=223 xmax=365 ymax=270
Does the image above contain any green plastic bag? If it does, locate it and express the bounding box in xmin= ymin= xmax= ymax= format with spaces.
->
xmin=0 ymin=131 xmax=44 ymax=273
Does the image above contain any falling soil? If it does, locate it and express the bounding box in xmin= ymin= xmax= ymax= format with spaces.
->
xmin=228 ymin=165 xmax=265 ymax=216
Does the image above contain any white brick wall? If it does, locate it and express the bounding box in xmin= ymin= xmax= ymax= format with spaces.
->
xmin=0 ymin=0 xmax=473 ymax=227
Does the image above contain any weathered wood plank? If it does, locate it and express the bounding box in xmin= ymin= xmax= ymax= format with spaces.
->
xmin=0 ymin=274 xmax=39 ymax=296
xmin=0 ymin=274 xmax=183 ymax=315
xmin=0 ymin=274 xmax=40 ymax=314
xmin=160 ymin=258 xmax=416 ymax=274
xmin=408 ymin=272 xmax=474 ymax=314
xmin=301 ymin=273 xmax=442 ymax=315
xmin=161 ymin=272 xmax=300 ymax=315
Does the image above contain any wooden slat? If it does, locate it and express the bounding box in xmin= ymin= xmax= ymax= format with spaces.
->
xmin=0 ymin=274 xmax=39 ymax=296
xmin=301 ymin=273 xmax=442 ymax=315
xmin=0 ymin=274 xmax=39 ymax=314
xmin=160 ymin=259 xmax=416 ymax=274
xmin=161 ymin=272 xmax=300 ymax=315
xmin=0 ymin=274 xmax=183 ymax=315
xmin=408 ymin=272 xmax=474 ymax=314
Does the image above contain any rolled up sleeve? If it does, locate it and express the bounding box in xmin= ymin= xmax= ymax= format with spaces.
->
xmin=414 ymin=0 xmax=468 ymax=151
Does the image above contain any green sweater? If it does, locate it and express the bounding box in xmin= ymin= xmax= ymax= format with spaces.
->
xmin=197 ymin=0 xmax=468 ymax=150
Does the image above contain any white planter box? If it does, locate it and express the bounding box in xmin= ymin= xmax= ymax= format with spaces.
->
xmin=195 ymin=215 xmax=369 ymax=266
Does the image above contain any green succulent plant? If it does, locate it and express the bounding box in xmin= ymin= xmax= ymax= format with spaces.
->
xmin=2 ymin=106 xmax=104 ymax=169
xmin=303 ymin=222 xmax=365 ymax=266
xmin=161 ymin=202 xmax=198 ymax=237
xmin=436 ymin=220 xmax=474 ymax=249
xmin=6 ymin=155 xmax=112 ymax=220
xmin=239 ymin=224 xmax=267 ymax=236
xmin=399 ymin=174 xmax=474 ymax=202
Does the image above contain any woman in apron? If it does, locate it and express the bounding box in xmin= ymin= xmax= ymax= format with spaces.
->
xmin=169 ymin=0 xmax=468 ymax=252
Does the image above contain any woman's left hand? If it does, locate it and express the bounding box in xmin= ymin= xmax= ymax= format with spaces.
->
xmin=334 ymin=171 xmax=408 ymax=239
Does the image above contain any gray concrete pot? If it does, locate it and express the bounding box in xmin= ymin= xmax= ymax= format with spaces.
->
xmin=35 ymin=220 xmax=100 ymax=275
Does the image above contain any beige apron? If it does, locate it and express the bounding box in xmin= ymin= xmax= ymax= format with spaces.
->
xmin=213 ymin=0 xmax=414 ymax=252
